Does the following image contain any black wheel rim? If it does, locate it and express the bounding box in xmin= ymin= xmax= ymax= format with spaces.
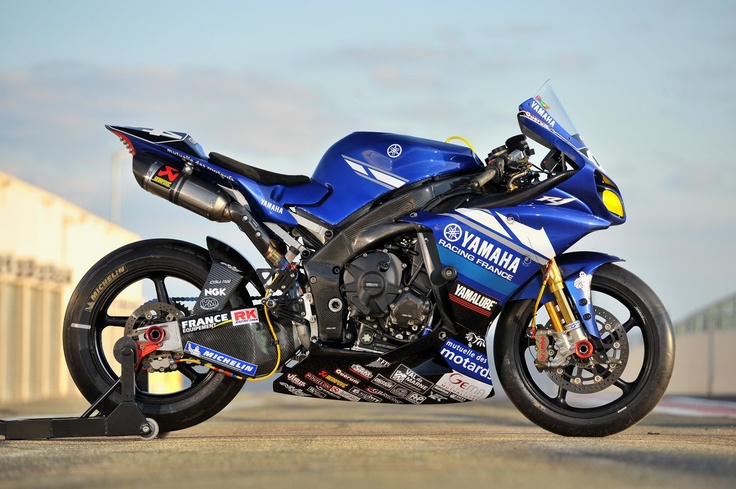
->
xmin=86 ymin=264 xmax=223 ymax=405
xmin=515 ymin=276 xmax=656 ymax=418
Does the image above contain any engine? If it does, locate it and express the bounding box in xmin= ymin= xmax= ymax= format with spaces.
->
xmin=342 ymin=241 xmax=433 ymax=353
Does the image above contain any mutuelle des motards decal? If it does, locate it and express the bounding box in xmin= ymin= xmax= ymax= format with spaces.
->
xmin=440 ymin=338 xmax=493 ymax=384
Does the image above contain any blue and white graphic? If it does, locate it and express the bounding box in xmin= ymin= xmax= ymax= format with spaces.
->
xmin=184 ymin=341 xmax=258 ymax=376
xmin=439 ymin=338 xmax=493 ymax=384
xmin=343 ymin=155 xmax=408 ymax=190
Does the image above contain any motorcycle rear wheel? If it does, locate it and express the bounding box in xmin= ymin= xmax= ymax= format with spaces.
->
xmin=63 ymin=239 xmax=250 ymax=433
xmin=494 ymin=263 xmax=675 ymax=437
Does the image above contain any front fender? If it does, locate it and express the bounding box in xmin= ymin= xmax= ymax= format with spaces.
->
xmin=508 ymin=251 xmax=622 ymax=338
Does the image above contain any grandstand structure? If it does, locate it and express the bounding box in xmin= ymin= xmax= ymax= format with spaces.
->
xmin=668 ymin=293 xmax=736 ymax=396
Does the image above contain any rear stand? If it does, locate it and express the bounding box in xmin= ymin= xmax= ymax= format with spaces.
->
xmin=0 ymin=337 xmax=159 ymax=440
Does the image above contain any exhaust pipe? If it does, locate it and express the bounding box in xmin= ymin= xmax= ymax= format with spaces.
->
xmin=132 ymin=156 xmax=288 ymax=267
xmin=132 ymin=156 xmax=232 ymax=222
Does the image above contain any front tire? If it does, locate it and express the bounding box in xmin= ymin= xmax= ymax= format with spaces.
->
xmin=63 ymin=239 xmax=250 ymax=433
xmin=494 ymin=263 xmax=675 ymax=437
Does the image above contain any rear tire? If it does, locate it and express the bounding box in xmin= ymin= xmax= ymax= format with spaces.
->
xmin=63 ymin=239 xmax=249 ymax=433
xmin=494 ymin=263 xmax=675 ymax=436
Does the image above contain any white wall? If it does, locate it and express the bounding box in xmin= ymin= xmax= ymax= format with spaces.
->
xmin=0 ymin=171 xmax=139 ymax=403
xmin=666 ymin=328 xmax=736 ymax=396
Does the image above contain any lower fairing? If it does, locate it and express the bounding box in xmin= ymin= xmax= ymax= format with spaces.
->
xmin=272 ymin=329 xmax=494 ymax=404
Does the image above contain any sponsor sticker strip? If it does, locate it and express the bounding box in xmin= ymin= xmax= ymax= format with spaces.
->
xmin=184 ymin=341 xmax=258 ymax=376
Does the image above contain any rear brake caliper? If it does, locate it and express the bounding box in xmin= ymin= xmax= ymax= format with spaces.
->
xmin=125 ymin=301 xmax=185 ymax=372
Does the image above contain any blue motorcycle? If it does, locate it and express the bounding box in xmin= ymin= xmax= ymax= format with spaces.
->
xmin=63 ymin=82 xmax=674 ymax=437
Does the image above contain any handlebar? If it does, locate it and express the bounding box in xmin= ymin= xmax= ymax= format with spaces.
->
xmin=470 ymin=149 xmax=526 ymax=190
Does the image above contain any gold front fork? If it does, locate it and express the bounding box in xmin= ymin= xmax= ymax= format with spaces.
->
xmin=542 ymin=258 xmax=576 ymax=332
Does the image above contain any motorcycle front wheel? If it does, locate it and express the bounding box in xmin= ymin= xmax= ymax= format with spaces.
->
xmin=494 ymin=263 xmax=675 ymax=437
xmin=63 ymin=239 xmax=254 ymax=433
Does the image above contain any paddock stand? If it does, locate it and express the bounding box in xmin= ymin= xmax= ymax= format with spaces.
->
xmin=0 ymin=337 xmax=160 ymax=441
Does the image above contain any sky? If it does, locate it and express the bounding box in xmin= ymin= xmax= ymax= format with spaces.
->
xmin=1 ymin=0 xmax=734 ymax=323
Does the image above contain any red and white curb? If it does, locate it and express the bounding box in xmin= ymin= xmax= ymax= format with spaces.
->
xmin=655 ymin=397 xmax=736 ymax=418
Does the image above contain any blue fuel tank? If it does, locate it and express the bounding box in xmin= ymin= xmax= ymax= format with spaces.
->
xmin=302 ymin=132 xmax=484 ymax=225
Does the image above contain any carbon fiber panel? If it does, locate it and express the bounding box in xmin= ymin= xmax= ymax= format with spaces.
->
xmin=305 ymin=177 xmax=465 ymax=342
xmin=182 ymin=306 xmax=296 ymax=374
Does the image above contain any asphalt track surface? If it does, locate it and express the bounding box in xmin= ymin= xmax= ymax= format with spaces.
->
xmin=1 ymin=393 xmax=735 ymax=489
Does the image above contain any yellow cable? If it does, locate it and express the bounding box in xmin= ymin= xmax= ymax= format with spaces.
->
xmin=247 ymin=292 xmax=282 ymax=383
xmin=177 ymin=358 xmax=244 ymax=380
xmin=445 ymin=135 xmax=476 ymax=154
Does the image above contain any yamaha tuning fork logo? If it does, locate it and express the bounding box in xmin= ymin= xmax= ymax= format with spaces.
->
xmin=443 ymin=223 xmax=462 ymax=242
xmin=387 ymin=143 xmax=402 ymax=158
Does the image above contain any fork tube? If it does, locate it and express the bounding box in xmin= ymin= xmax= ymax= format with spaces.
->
xmin=543 ymin=302 xmax=565 ymax=332
xmin=544 ymin=259 xmax=576 ymax=328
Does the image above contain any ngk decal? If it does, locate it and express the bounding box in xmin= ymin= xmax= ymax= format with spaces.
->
xmin=232 ymin=308 xmax=259 ymax=326
xmin=204 ymin=287 xmax=227 ymax=296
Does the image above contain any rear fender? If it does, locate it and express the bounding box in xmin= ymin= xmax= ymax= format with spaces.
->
xmin=190 ymin=237 xmax=264 ymax=315
xmin=206 ymin=237 xmax=264 ymax=293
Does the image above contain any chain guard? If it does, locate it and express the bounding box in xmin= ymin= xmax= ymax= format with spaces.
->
xmin=544 ymin=306 xmax=629 ymax=393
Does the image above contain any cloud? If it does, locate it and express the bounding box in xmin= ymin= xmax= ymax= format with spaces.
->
xmin=0 ymin=62 xmax=342 ymax=213
xmin=0 ymin=62 xmax=335 ymax=158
